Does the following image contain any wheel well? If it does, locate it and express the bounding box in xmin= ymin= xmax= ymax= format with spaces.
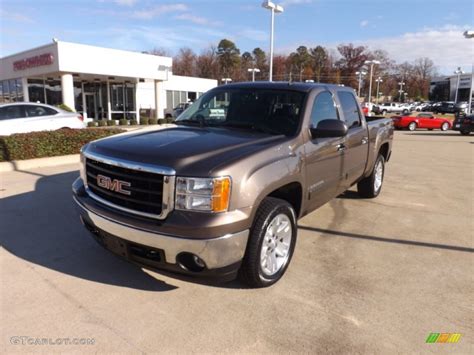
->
xmin=379 ymin=143 xmax=389 ymax=161
xmin=267 ymin=182 xmax=302 ymax=217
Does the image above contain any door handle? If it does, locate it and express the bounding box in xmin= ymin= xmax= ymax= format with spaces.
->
xmin=336 ymin=143 xmax=346 ymax=151
xmin=361 ymin=137 xmax=368 ymax=144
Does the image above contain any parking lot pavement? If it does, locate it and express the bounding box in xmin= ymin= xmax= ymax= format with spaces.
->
xmin=1 ymin=130 xmax=472 ymax=353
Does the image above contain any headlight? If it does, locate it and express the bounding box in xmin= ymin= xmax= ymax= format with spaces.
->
xmin=175 ymin=176 xmax=231 ymax=212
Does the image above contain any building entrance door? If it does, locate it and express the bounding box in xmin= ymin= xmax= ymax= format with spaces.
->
xmin=85 ymin=93 xmax=97 ymax=119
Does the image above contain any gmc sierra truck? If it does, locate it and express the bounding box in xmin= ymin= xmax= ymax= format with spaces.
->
xmin=73 ymin=82 xmax=393 ymax=287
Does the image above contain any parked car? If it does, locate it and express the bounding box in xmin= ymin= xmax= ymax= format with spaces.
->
xmin=452 ymin=113 xmax=474 ymax=135
xmin=73 ymin=82 xmax=394 ymax=287
xmin=391 ymin=113 xmax=452 ymax=131
xmin=374 ymin=102 xmax=411 ymax=115
xmin=433 ymin=101 xmax=456 ymax=114
xmin=415 ymin=102 xmax=429 ymax=111
xmin=164 ymin=102 xmax=192 ymax=119
xmin=0 ymin=103 xmax=84 ymax=135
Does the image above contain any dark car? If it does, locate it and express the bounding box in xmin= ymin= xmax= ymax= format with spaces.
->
xmin=433 ymin=101 xmax=456 ymax=114
xmin=452 ymin=113 xmax=474 ymax=135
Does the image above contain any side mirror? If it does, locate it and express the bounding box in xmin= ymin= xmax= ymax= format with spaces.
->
xmin=310 ymin=119 xmax=348 ymax=139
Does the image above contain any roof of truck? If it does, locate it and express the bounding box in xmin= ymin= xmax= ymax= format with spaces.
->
xmin=212 ymin=81 xmax=354 ymax=93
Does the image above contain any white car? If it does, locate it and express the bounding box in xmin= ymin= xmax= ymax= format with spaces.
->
xmin=0 ymin=103 xmax=85 ymax=136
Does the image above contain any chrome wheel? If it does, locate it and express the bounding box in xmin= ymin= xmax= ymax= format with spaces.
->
xmin=408 ymin=122 xmax=416 ymax=131
xmin=441 ymin=122 xmax=449 ymax=131
xmin=260 ymin=214 xmax=292 ymax=276
xmin=374 ymin=159 xmax=384 ymax=192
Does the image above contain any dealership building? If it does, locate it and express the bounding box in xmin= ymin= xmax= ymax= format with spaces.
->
xmin=0 ymin=40 xmax=217 ymax=120
xmin=430 ymin=72 xmax=473 ymax=103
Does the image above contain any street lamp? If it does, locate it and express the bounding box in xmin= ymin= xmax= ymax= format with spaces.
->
xmin=262 ymin=1 xmax=284 ymax=82
xmin=398 ymin=81 xmax=406 ymax=102
xmin=247 ymin=68 xmax=261 ymax=82
xmin=221 ymin=78 xmax=232 ymax=85
xmin=463 ymin=31 xmax=473 ymax=113
xmin=375 ymin=77 xmax=383 ymax=103
xmin=364 ymin=60 xmax=380 ymax=107
xmin=454 ymin=67 xmax=464 ymax=103
xmin=355 ymin=71 xmax=367 ymax=98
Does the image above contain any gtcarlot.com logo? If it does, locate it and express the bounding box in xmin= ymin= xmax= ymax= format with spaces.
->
xmin=426 ymin=333 xmax=462 ymax=344
xmin=10 ymin=336 xmax=95 ymax=346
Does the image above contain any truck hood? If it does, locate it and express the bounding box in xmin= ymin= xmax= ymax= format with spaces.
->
xmin=86 ymin=126 xmax=287 ymax=176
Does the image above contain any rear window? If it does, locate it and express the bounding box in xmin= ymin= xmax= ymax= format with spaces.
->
xmin=0 ymin=105 xmax=25 ymax=120
xmin=337 ymin=91 xmax=362 ymax=128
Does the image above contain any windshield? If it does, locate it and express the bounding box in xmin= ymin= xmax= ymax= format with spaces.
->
xmin=175 ymin=88 xmax=306 ymax=136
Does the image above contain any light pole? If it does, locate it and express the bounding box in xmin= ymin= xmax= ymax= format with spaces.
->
xmin=454 ymin=67 xmax=464 ymax=103
xmin=355 ymin=71 xmax=367 ymax=98
xmin=247 ymin=68 xmax=261 ymax=82
xmin=262 ymin=1 xmax=284 ymax=82
xmin=364 ymin=60 xmax=380 ymax=107
xmin=398 ymin=81 xmax=406 ymax=102
xmin=221 ymin=78 xmax=232 ymax=85
xmin=464 ymin=31 xmax=474 ymax=113
xmin=375 ymin=77 xmax=383 ymax=103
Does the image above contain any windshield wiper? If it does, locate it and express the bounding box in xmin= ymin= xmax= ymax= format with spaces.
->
xmin=219 ymin=121 xmax=281 ymax=135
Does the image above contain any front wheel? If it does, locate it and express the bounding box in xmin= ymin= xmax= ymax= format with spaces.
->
xmin=408 ymin=122 xmax=417 ymax=131
xmin=357 ymin=154 xmax=385 ymax=198
xmin=239 ymin=197 xmax=297 ymax=288
xmin=440 ymin=122 xmax=449 ymax=131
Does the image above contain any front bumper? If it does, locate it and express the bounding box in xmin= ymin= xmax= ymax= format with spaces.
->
xmin=73 ymin=178 xmax=249 ymax=279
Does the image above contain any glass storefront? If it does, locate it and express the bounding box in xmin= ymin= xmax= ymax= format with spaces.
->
xmin=110 ymin=82 xmax=135 ymax=119
xmin=28 ymin=79 xmax=46 ymax=103
xmin=0 ymin=78 xmax=23 ymax=103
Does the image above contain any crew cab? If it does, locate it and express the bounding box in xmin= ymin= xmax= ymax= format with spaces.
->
xmin=391 ymin=113 xmax=452 ymax=131
xmin=374 ymin=102 xmax=411 ymax=115
xmin=73 ymin=82 xmax=393 ymax=287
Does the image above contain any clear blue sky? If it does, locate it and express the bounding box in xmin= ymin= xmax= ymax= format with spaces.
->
xmin=1 ymin=0 xmax=473 ymax=74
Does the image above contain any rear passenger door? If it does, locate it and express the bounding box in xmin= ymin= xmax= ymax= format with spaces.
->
xmin=336 ymin=91 xmax=369 ymax=189
xmin=24 ymin=105 xmax=58 ymax=132
xmin=304 ymin=91 xmax=345 ymax=211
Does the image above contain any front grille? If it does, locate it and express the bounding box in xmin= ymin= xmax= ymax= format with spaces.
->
xmin=86 ymin=158 xmax=164 ymax=216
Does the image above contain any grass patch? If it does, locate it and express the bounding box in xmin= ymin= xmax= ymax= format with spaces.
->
xmin=0 ymin=128 xmax=124 ymax=162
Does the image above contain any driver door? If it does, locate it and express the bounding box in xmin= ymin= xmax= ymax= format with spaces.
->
xmin=304 ymin=91 xmax=345 ymax=211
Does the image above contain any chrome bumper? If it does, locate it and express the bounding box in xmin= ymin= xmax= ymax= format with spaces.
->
xmin=74 ymin=196 xmax=249 ymax=270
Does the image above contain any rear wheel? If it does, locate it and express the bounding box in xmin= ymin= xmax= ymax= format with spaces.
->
xmin=357 ymin=154 xmax=385 ymax=198
xmin=408 ymin=122 xmax=417 ymax=131
xmin=382 ymin=110 xmax=387 ymax=115
xmin=440 ymin=122 xmax=449 ymax=131
xmin=239 ymin=197 xmax=297 ymax=288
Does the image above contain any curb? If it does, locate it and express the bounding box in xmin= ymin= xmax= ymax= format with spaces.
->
xmin=0 ymin=154 xmax=80 ymax=173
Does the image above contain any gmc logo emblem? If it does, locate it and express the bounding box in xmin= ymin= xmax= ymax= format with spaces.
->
xmin=96 ymin=174 xmax=131 ymax=195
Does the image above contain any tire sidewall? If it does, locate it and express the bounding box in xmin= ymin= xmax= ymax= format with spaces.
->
xmin=254 ymin=202 xmax=297 ymax=285
xmin=408 ymin=122 xmax=416 ymax=131
xmin=441 ymin=122 xmax=449 ymax=131
xmin=372 ymin=155 xmax=385 ymax=197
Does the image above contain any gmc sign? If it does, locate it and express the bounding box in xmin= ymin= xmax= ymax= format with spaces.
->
xmin=13 ymin=53 xmax=54 ymax=71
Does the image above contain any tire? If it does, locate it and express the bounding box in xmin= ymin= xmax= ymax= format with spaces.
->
xmin=440 ymin=122 xmax=449 ymax=131
xmin=382 ymin=110 xmax=387 ymax=115
xmin=357 ymin=154 xmax=385 ymax=198
xmin=408 ymin=122 xmax=417 ymax=131
xmin=402 ymin=109 xmax=409 ymax=115
xmin=239 ymin=197 xmax=297 ymax=288
xmin=460 ymin=130 xmax=471 ymax=135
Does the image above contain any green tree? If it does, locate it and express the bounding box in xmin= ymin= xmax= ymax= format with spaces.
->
xmin=310 ymin=46 xmax=328 ymax=82
xmin=217 ymin=39 xmax=241 ymax=77
xmin=290 ymin=46 xmax=311 ymax=81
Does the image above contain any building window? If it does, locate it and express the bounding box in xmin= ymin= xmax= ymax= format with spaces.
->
xmin=16 ymin=79 xmax=24 ymax=102
xmin=0 ymin=82 xmax=4 ymax=103
xmin=166 ymin=90 xmax=173 ymax=110
xmin=44 ymin=79 xmax=61 ymax=106
xmin=28 ymin=79 xmax=46 ymax=104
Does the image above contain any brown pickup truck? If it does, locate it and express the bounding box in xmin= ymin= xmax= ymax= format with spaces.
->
xmin=73 ymin=82 xmax=393 ymax=287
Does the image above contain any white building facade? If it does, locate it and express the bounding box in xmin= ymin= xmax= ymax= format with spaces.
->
xmin=0 ymin=41 xmax=217 ymax=120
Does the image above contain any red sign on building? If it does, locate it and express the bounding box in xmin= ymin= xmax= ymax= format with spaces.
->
xmin=13 ymin=53 xmax=54 ymax=71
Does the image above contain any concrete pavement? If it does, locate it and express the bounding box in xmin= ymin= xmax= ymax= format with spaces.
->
xmin=1 ymin=130 xmax=473 ymax=353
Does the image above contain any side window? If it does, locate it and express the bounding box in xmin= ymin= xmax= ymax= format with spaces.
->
xmin=337 ymin=91 xmax=361 ymax=129
xmin=0 ymin=105 xmax=25 ymax=120
xmin=25 ymin=105 xmax=54 ymax=117
xmin=310 ymin=91 xmax=338 ymax=128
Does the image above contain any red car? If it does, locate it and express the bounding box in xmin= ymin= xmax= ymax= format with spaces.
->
xmin=391 ymin=113 xmax=452 ymax=131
